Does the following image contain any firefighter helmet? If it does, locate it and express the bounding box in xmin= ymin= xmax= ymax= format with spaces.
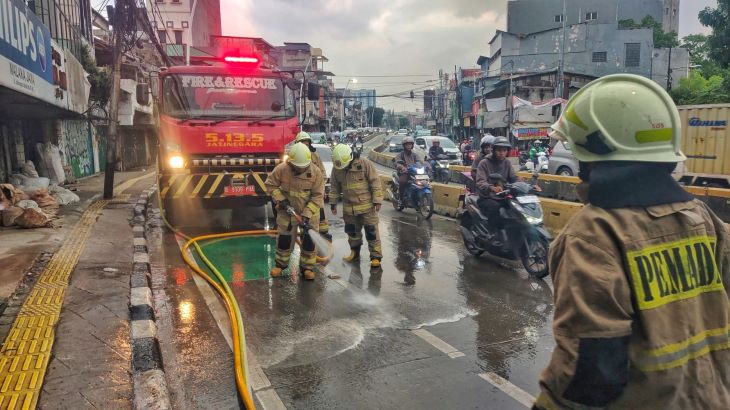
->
xmin=295 ymin=131 xmax=312 ymax=143
xmin=332 ymin=144 xmax=353 ymax=170
xmin=550 ymin=74 xmax=685 ymax=163
xmin=288 ymin=142 xmax=312 ymax=167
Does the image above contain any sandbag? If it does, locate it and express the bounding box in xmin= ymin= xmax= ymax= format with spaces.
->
xmin=49 ymin=185 xmax=80 ymax=205
xmin=2 ymin=206 xmax=23 ymax=227
xmin=15 ymin=207 xmax=50 ymax=228
xmin=35 ymin=143 xmax=65 ymax=185
xmin=0 ymin=184 xmax=29 ymax=205
xmin=14 ymin=176 xmax=50 ymax=195
xmin=16 ymin=199 xmax=39 ymax=209
xmin=21 ymin=161 xmax=39 ymax=178
xmin=31 ymin=189 xmax=59 ymax=217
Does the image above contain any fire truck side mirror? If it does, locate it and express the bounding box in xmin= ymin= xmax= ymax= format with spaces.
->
xmin=307 ymin=83 xmax=320 ymax=101
xmin=284 ymin=78 xmax=301 ymax=90
xmin=149 ymin=72 xmax=160 ymax=100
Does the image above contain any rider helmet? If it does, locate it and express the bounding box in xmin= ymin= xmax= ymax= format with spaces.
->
xmin=332 ymin=144 xmax=353 ymax=170
xmin=288 ymin=142 xmax=312 ymax=168
xmin=492 ymin=137 xmax=512 ymax=151
xmin=549 ymin=73 xmax=685 ymax=163
xmin=402 ymin=136 xmax=415 ymax=146
xmin=481 ymin=134 xmax=495 ymax=148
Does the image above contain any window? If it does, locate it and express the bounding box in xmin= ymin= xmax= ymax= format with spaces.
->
xmin=592 ymin=51 xmax=607 ymax=62
xmin=174 ymin=30 xmax=183 ymax=45
xmin=158 ymin=30 xmax=167 ymax=43
xmin=181 ymin=21 xmax=189 ymax=28
xmin=625 ymin=43 xmax=641 ymax=67
xmin=585 ymin=12 xmax=597 ymax=21
xmin=554 ymin=14 xmax=563 ymax=23
xmin=166 ymin=21 xmax=174 ymax=28
xmin=172 ymin=0 xmax=181 ymax=3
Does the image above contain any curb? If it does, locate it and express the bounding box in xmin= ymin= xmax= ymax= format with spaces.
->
xmin=129 ymin=187 xmax=172 ymax=410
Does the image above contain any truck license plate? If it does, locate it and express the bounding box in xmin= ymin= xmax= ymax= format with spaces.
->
xmin=224 ymin=185 xmax=256 ymax=196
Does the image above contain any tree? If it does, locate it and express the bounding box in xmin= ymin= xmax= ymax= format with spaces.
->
xmin=671 ymin=70 xmax=730 ymax=105
xmin=365 ymin=107 xmax=386 ymax=127
xmin=699 ymin=0 xmax=730 ymax=69
xmin=680 ymin=34 xmax=724 ymax=78
xmin=398 ymin=116 xmax=410 ymax=129
xmin=80 ymin=45 xmax=111 ymax=108
xmin=618 ymin=15 xmax=679 ymax=48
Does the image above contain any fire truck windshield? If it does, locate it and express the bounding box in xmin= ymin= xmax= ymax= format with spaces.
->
xmin=161 ymin=74 xmax=296 ymax=120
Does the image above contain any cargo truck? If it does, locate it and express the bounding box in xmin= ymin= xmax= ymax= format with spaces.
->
xmin=675 ymin=104 xmax=730 ymax=187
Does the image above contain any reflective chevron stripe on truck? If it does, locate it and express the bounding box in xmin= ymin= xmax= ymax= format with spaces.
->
xmin=158 ymin=172 xmax=270 ymax=199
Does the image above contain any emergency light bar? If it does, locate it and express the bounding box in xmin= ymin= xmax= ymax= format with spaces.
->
xmin=224 ymin=56 xmax=260 ymax=64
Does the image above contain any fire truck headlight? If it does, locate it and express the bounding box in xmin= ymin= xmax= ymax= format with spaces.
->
xmin=169 ymin=155 xmax=185 ymax=169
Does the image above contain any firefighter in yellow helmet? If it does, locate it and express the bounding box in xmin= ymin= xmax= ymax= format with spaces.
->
xmin=295 ymin=131 xmax=331 ymax=243
xmin=330 ymin=144 xmax=384 ymax=268
xmin=535 ymin=74 xmax=730 ymax=409
xmin=265 ymin=142 xmax=324 ymax=280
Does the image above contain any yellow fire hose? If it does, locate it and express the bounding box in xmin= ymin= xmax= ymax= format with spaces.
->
xmin=157 ymin=188 xmax=273 ymax=409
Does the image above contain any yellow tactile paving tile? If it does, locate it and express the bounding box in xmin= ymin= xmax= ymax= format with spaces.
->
xmin=0 ymin=201 xmax=107 ymax=410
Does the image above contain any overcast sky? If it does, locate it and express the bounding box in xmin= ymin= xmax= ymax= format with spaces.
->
xmin=219 ymin=0 xmax=717 ymax=112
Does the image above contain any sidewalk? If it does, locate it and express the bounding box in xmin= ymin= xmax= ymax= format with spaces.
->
xmin=0 ymin=171 xmax=156 ymax=409
xmin=0 ymin=171 xmax=153 ymax=315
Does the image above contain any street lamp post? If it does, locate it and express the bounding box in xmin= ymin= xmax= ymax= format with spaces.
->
xmin=341 ymin=78 xmax=357 ymax=133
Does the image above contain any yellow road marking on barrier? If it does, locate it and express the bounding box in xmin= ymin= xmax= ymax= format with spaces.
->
xmin=0 ymin=201 xmax=107 ymax=410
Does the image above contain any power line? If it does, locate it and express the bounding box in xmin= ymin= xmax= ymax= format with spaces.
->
xmin=336 ymin=74 xmax=437 ymax=78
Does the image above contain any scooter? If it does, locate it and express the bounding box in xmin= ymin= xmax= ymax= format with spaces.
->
xmin=458 ymin=172 xmax=551 ymax=278
xmin=389 ymin=161 xmax=435 ymax=219
xmin=429 ymin=154 xmax=451 ymax=184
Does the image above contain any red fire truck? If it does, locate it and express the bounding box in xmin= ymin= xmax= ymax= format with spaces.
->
xmin=155 ymin=53 xmax=306 ymax=220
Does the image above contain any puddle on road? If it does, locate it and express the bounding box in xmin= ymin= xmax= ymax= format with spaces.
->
xmin=194 ymin=235 xmax=278 ymax=282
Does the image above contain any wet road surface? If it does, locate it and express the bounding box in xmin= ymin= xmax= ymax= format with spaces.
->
xmin=151 ymin=193 xmax=555 ymax=409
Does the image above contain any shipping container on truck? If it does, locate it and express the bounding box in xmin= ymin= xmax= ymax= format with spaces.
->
xmin=675 ymin=104 xmax=730 ymax=187
xmin=154 ymin=51 xmax=309 ymax=221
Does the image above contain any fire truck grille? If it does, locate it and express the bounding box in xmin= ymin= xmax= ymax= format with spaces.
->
xmin=190 ymin=155 xmax=282 ymax=173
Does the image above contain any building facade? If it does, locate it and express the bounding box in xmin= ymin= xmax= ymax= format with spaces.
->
xmin=507 ymin=0 xmax=679 ymax=35
xmin=147 ymin=0 xmax=221 ymax=54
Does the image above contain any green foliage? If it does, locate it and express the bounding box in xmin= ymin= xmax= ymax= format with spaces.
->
xmin=699 ymin=0 xmax=730 ymax=69
xmin=365 ymin=107 xmax=386 ymax=127
xmin=398 ymin=116 xmax=410 ymax=128
xmin=618 ymin=15 xmax=679 ymax=48
xmin=80 ymin=45 xmax=111 ymax=107
xmin=670 ymin=71 xmax=730 ymax=105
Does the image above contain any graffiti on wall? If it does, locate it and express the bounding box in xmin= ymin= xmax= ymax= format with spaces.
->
xmin=62 ymin=120 xmax=94 ymax=178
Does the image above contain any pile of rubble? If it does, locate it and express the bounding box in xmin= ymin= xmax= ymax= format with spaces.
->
xmin=0 ymin=154 xmax=80 ymax=228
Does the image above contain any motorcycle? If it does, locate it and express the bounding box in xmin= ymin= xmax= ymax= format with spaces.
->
xmin=429 ymin=154 xmax=451 ymax=184
xmin=389 ymin=161 xmax=435 ymax=219
xmin=521 ymin=151 xmax=549 ymax=173
xmin=458 ymin=171 xmax=551 ymax=278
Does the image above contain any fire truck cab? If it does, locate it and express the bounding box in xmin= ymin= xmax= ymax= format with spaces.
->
xmin=155 ymin=54 xmax=307 ymax=220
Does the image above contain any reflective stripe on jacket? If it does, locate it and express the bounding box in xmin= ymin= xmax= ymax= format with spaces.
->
xmin=330 ymin=158 xmax=383 ymax=215
xmin=265 ymin=163 xmax=324 ymax=218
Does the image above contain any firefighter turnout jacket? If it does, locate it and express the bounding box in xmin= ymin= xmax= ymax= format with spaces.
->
xmin=265 ymin=162 xmax=324 ymax=219
xmin=330 ymin=157 xmax=383 ymax=215
xmin=536 ymin=199 xmax=730 ymax=409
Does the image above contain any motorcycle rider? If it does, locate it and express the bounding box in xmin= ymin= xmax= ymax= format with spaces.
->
xmin=428 ymin=139 xmax=446 ymax=160
xmin=471 ymin=134 xmax=495 ymax=181
xmin=528 ymin=140 xmax=545 ymax=167
xmin=329 ymin=144 xmax=384 ymax=268
xmin=395 ymin=136 xmax=418 ymax=204
xmin=475 ymin=137 xmax=521 ymax=241
xmin=535 ymin=74 xmax=730 ymax=409
xmin=295 ymin=131 xmax=331 ymax=242
xmin=265 ymin=142 xmax=324 ymax=280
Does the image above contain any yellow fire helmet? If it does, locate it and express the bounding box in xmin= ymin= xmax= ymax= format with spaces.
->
xmin=332 ymin=144 xmax=353 ymax=170
xmin=288 ymin=142 xmax=312 ymax=167
xmin=550 ymin=74 xmax=686 ymax=163
xmin=295 ymin=131 xmax=312 ymax=143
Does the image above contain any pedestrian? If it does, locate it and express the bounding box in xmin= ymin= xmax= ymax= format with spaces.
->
xmin=535 ymin=74 xmax=730 ymax=409
xmin=265 ymin=142 xmax=324 ymax=280
xmin=294 ymin=131 xmax=331 ymax=242
xmin=330 ymin=144 xmax=384 ymax=268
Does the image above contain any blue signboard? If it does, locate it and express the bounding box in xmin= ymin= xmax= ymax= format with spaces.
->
xmin=460 ymin=85 xmax=474 ymax=115
xmin=0 ymin=0 xmax=53 ymax=85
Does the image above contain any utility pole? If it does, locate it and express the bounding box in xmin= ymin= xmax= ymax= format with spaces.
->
xmin=666 ymin=47 xmax=673 ymax=91
xmin=556 ymin=0 xmax=567 ymax=99
xmin=103 ymin=1 xmax=127 ymax=199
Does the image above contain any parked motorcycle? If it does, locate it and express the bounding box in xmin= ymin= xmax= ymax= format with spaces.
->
xmin=429 ymin=154 xmax=451 ymax=184
xmin=389 ymin=161 xmax=435 ymax=219
xmin=458 ymin=172 xmax=551 ymax=278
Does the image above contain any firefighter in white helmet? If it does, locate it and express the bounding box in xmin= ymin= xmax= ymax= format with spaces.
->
xmin=535 ymin=74 xmax=730 ymax=409
xmin=265 ymin=142 xmax=324 ymax=280
xmin=295 ymin=131 xmax=330 ymax=243
xmin=330 ymin=144 xmax=384 ymax=268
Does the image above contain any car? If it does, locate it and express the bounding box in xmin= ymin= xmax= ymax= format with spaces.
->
xmin=415 ymin=129 xmax=431 ymax=137
xmin=387 ymin=135 xmax=405 ymax=152
xmin=415 ymin=136 xmax=462 ymax=165
xmin=396 ymin=129 xmax=409 ymax=135
xmin=547 ymin=140 xmax=579 ymax=176
xmin=313 ymin=144 xmax=333 ymax=197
